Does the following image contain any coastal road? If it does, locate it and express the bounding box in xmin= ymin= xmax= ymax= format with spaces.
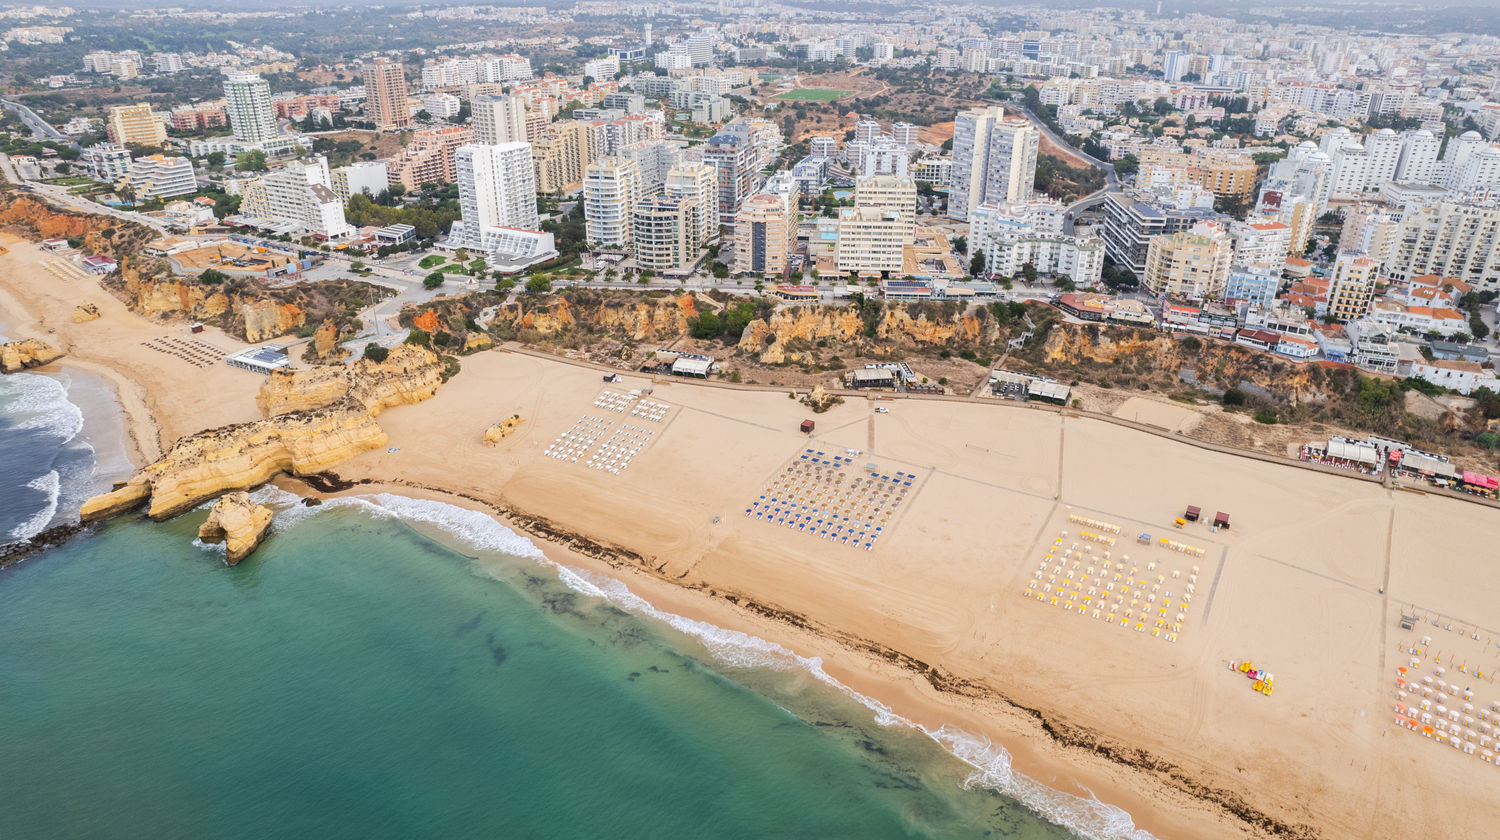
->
xmin=1 ymin=98 xmax=70 ymax=143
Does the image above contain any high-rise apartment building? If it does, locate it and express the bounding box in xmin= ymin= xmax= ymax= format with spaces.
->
xmin=106 ymin=103 xmax=166 ymax=147
xmin=664 ymin=161 xmax=719 ymax=246
xmin=448 ymin=142 xmax=541 ymax=254
xmin=237 ymin=156 xmax=354 ymax=239
xmin=223 ymin=73 xmax=276 ymax=144
xmin=634 ymin=195 xmax=699 ymax=272
xmin=949 ymin=106 xmax=1039 ymax=222
xmin=533 ymin=120 xmax=602 ymax=194
xmin=852 ymin=175 xmax=918 ymax=247
xmin=703 ymin=131 xmax=756 ymax=223
xmin=387 ymin=125 xmax=473 ymax=190
xmin=733 ymin=191 xmax=795 ymax=276
xmin=1142 ymin=221 xmax=1233 ymax=302
xmin=471 ymin=95 xmax=527 ymax=146
xmin=583 ymin=156 xmax=642 ymax=249
xmin=366 ymin=58 xmax=411 ymax=131
xmin=1327 ymin=252 xmax=1382 ymax=321
xmin=1388 ymin=197 xmax=1500 ymax=290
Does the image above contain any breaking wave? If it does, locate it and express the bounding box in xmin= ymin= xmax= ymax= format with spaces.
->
xmin=252 ymin=487 xmax=1157 ymax=840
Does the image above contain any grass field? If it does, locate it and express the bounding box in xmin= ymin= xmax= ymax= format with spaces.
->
xmin=775 ymin=88 xmax=849 ymax=101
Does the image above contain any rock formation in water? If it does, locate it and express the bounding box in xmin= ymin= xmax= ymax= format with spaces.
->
xmin=196 ymin=491 xmax=274 ymax=565
xmin=0 ymin=338 xmax=62 ymax=373
xmin=81 ymin=345 xmax=446 ymax=522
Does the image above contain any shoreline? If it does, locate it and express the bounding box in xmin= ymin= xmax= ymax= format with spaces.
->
xmin=5 ymin=228 xmax=1497 ymax=840
xmin=280 ymin=473 xmax=1301 ymax=840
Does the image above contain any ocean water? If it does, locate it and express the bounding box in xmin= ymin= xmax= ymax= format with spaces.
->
xmin=0 ymin=363 xmax=1156 ymax=840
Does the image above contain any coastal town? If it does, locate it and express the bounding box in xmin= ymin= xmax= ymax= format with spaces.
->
xmin=3 ymin=2 xmax=1500 ymax=839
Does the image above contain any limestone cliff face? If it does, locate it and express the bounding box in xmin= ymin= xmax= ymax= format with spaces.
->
xmin=197 ymin=491 xmax=274 ymax=565
xmin=0 ymin=339 xmax=62 ymax=373
xmin=82 ymin=346 xmax=447 ymax=522
xmin=735 ymin=305 xmax=994 ymax=364
xmin=1039 ymin=324 xmax=1321 ymax=402
xmin=256 ymin=344 xmax=444 ymax=418
xmin=71 ymin=302 xmax=101 ymax=323
xmin=119 ymin=259 xmax=230 ymax=320
xmin=506 ymin=293 xmax=698 ymax=342
xmin=81 ymin=405 xmax=388 ymax=521
xmin=240 ymin=299 xmax=305 ymax=343
xmin=0 ymin=194 xmax=153 ymax=258
xmin=738 ymin=306 xmax=864 ymax=364
xmin=311 ymin=319 xmax=347 ymax=362
xmin=876 ymin=308 xmax=996 ymax=347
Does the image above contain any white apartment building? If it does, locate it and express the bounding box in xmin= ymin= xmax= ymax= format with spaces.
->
xmin=238 ymin=156 xmax=354 ymax=239
xmin=123 ymin=154 xmax=196 ymax=200
xmin=420 ymin=93 xmax=461 ymax=120
xmin=583 ymin=156 xmax=642 ymax=249
xmin=969 ymin=200 xmax=1102 ymax=286
xmin=664 ymin=161 xmax=719 ymax=246
xmin=448 ymin=142 xmax=542 ymax=255
xmin=1389 ymin=197 xmax=1500 ymax=290
xmin=330 ymin=161 xmax=389 ymax=204
xmin=471 ymin=95 xmax=527 ymax=146
xmin=223 ymin=73 xmax=276 ymax=144
xmin=949 ymin=106 xmax=1039 ymax=222
xmin=1229 ymin=218 xmax=1292 ymax=272
xmin=81 ymin=143 xmax=132 ymax=182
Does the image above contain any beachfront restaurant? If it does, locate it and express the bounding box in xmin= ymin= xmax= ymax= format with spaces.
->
xmin=1392 ymin=450 xmax=1461 ymax=486
xmin=1459 ymin=471 xmax=1499 ymax=498
xmin=1302 ymin=437 xmax=1380 ymax=472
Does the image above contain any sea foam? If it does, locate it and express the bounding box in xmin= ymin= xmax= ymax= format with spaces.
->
xmin=250 ymin=487 xmax=1158 ymax=840
xmin=8 ymin=471 xmax=60 ymax=542
xmin=0 ymin=373 xmax=85 ymax=442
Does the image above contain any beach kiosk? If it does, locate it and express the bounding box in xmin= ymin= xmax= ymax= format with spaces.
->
xmin=800 ymin=419 xmax=815 ymax=434
xmin=1214 ymin=512 xmax=1230 ymax=530
xmin=1184 ymin=505 xmax=1201 ymax=523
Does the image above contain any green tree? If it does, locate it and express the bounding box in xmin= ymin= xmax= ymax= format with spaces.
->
xmin=235 ymin=150 xmax=268 ymax=171
xmin=1021 ymin=262 xmax=1038 ymax=285
xmin=525 ymin=276 xmax=553 ymax=294
xmin=423 ymin=271 xmax=446 ymax=289
xmin=198 ymin=268 xmax=229 ymax=285
xmin=690 ymin=311 xmax=724 ymax=339
xmin=363 ymin=343 xmax=389 ymax=362
xmin=405 ymin=328 xmax=431 ymax=347
xmin=970 ymin=250 xmax=986 ymax=277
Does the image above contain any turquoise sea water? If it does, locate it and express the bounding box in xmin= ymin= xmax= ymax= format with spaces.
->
xmin=1 ymin=501 xmax=1076 ymax=840
xmin=0 ymin=364 xmax=1156 ymax=840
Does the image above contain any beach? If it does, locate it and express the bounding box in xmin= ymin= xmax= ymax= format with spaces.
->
xmin=5 ymin=230 xmax=1500 ymax=839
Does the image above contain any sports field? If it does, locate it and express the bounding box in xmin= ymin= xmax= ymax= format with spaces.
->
xmin=775 ymin=88 xmax=849 ymax=101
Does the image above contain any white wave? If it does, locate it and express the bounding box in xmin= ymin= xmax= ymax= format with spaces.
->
xmin=0 ymin=373 xmax=84 ymax=441
xmin=546 ymin=564 xmax=1156 ymax=840
xmin=191 ymin=537 xmax=227 ymax=555
xmin=249 ymin=488 xmax=1158 ymax=840
xmin=7 ymin=471 xmax=60 ymax=542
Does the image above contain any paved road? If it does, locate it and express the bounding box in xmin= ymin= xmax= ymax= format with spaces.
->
xmin=1 ymin=98 xmax=70 ymax=142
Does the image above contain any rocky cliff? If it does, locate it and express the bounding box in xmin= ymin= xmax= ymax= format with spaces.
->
xmin=736 ymin=303 xmax=1003 ymax=364
xmin=502 ymin=292 xmax=699 ymax=342
xmin=197 ymin=491 xmax=274 ymax=565
xmin=0 ymin=339 xmax=62 ymax=373
xmin=256 ymin=344 xmax=445 ymax=417
xmin=81 ymin=346 xmax=447 ymax=522
xmin=1035 ymin=324 xmax=1321 ymax=403
xmin=0 ymin=192 xmax=154 ymax=259
xmin=241 ymin=299 xmax=306 ymax=343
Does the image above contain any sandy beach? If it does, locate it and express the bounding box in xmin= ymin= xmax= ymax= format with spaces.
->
xmin=6 ymin=231 xmax=1500 ymax=839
